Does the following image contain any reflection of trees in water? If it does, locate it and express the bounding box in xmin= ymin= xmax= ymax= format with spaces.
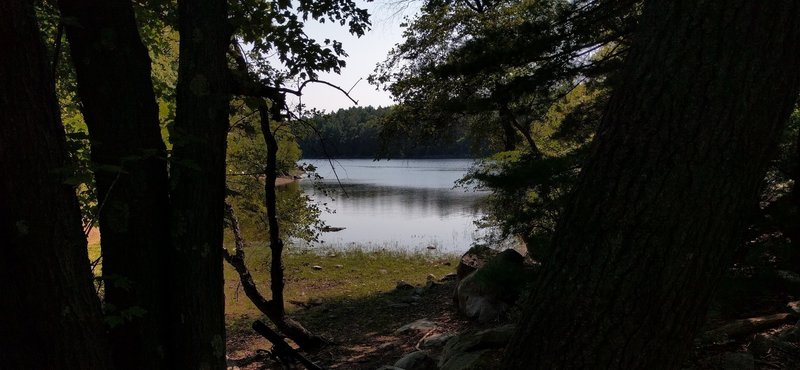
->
xmin=302 ymin=182 xmax=485 ymax=218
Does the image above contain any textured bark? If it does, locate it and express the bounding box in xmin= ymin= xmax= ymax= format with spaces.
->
xmin=503 ymin=1 xmax=800 ymax=369
xmin=169 ymin=0 xmax=231 ymax=367
xmin=0 ymin=1 xmax=110 ymax=368
xmin=58 ymin=1 xmax=171 ymax=368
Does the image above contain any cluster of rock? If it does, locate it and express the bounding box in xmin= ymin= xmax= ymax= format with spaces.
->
xmin=379 ymin=246 xmax=537 ymax=370
xmin=696 ymin=300 xmax=800 ymax=369
xmin=379 ymin=319 xmax=515 ymax=370
xmin=453 ymin=246 xmax=535 ymax=322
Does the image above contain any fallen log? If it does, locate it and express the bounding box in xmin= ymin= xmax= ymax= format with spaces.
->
xmin=701 ymin=313 xmax=795 ymax=345
xmin=252 ymin=320 xmax=325 ymax=370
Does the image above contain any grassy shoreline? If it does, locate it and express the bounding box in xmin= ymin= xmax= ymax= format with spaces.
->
xmin=87 ymin=230 xmax=460 ymax=357
xmin=223 ymin=244 xmax=458 ymax=330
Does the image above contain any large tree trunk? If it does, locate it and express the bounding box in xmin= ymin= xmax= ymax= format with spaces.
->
xmin=168 ymin=0 xmax=231 ymax=367
xmin=503 ymin=1 xmax=800 ymax=369
xmin=0 ymin=1 xmax=110 ymax=368
xmin=58 ymin=1 xmax=171 ymax=368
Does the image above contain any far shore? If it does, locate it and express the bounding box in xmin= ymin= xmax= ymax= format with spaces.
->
xmin=275 ymin=175 xmax=299 ymax=186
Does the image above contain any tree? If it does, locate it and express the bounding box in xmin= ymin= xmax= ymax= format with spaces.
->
xmin=503 ymin=1 xmax=800 ymax=368
xmin=57 ymin=1 xmax=172 ymax=368
xmin=371 ymin=0 xmax=636 ymax=155
xmin=372 ymin=0 xmax=636 ymax=257
xmin=167 ymin=0 xmax=231 ymax=367
xmin=0 ymin=0 xmax=110 ymax=368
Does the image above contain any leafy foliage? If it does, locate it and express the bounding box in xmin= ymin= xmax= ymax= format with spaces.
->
xmin=231 ymin=0 xmax=371 ymax=82
xmin=460 ymin=84 xmax=606 ymax=258
xmin=226 ymin=101 xmax=322 ymax=242
xmin=371 ymin=0 xmax=636 ymax=156
xmin=373 ymin=0 xmax=635 ymax=257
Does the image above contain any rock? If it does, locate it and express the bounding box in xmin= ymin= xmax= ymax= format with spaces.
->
xmin=456 ymin=245 xmax=499 ymax=282
xmin=393 ymin=351 xmax=438 ymax=370
xmin=420 ymin=333 xmax=455 ymax=348
xmin=788 ymin=300 xmax=800 ymax=316
xmin=376 ymin=366 xmax=404 ymax=370
xmin=443 ymin=325 xmax=515 ymax=355
xmin=334 ymin=264 xmax=344 ymax=268
xmin=312 ymin=265 xmax=322 ymax=270
xmin=427 ymin=245 xmax=437 ymax=250
xmin=320 ymin=226 xmax=346 ymax=232
xmin=750 ymin=333 xmax=800 ymax=363
xmin=439 ymin=325 xmax=515 ymax=370
xmin=426 ymin=274 xmax=436 ymax=281
xmin=424 ymin=280 xmax=441 ymax=290
xmin=439 ymin=272 xmax=457 ymax=282
xmin=439 ymin=350 xmax=494 ymax=370
xmin=379 ymin=269 xmax=388 ymax=275
xmin=456 ymin=249 xmax=527 ymax=322
xmin=780 ymin=325 xmax=800 ymax=342
xmin=396 ymin=280 xmax=415 ymax=290
xmin=395 ymin=319 xmax=437 ymax=334
xmin=703 ymin=352 xmax=754 ymax=370
xmin=399 ymin=295 xmax=421 ymax=304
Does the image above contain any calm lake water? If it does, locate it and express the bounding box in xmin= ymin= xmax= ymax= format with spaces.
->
xmin=296 ymin=159 xmax=487 ymax=253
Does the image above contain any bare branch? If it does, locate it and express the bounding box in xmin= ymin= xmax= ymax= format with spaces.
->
xmin=297 ymin=79 xmax=359 ymax=105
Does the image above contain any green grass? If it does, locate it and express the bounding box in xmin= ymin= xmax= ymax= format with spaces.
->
xmin=224 ymin=242 xmax=458 ymax=331
xmin=86 ymin=235 xmax=459 ymax=336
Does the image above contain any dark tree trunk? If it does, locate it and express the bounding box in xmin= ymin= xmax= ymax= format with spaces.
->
xmin=499 ymin=104 xmax=540 ymax=155
xmin=58 ymin=1 xmax=171 ymax=368
xmin=501 ymin=120 xmax=518 ymax=151
xmin=260 ymin=104 xmax=285 ymax=318
xmin=258 ymin=103 xmax=322 ymax=349
xmin=503 ymin=1 xmax=800 ymax=369
xmin=0 ymin=1 xmax=110 ymax=368
xmin=168 ymin=0 xmax=231 ymax=367
xmin=790 ymin=130 xmax=800 ymax=266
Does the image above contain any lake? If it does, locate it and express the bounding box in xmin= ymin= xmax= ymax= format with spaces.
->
xmin=296 ymin=159 xmax=487 ymax=253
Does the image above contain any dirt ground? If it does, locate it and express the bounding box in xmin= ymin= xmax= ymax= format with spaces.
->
xmin=226 ymin=279 xmax=476 ymax=369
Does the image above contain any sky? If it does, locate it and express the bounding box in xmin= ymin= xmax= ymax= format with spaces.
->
xmin=285 ymin=1 xmax=420 ymax=112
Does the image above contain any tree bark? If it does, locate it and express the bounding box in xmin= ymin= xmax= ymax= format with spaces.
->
xmin=503 ymin=1 xmax=800 ymax=369
xmin=169 ymin=0 xmax=231 ymax=367
xmin=58 ymin=1 xmax=171 ymax=368
xmin=0 ymin=1 xmax=110 ymax=368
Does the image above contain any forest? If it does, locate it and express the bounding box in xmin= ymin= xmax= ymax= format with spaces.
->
xmin=298 ymin=106 xmax=486 ymax=158
xmin=3 ymin=0 xmax=800 ymax=369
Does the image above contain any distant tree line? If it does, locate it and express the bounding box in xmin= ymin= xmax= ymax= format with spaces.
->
xmin=298 ymin=106 xmax=491 ymax=159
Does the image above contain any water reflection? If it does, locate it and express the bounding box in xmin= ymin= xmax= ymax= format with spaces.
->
xmin=298 ymin=159 xmax=487 ymax=253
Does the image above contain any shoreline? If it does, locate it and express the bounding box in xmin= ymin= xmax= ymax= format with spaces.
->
xmin=275 ymin=175 xmax=298 ymax=186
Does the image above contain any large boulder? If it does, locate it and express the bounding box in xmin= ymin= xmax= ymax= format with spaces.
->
xmin=393 ymin=351 xmax=438 ymax=370
xmin=456 ymin=245 xmax=499 ymax=282
xmin=438 ymin=325 xmax=515 ymax=370
xmin=455 ymin=249 xmax=528 ymax=322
